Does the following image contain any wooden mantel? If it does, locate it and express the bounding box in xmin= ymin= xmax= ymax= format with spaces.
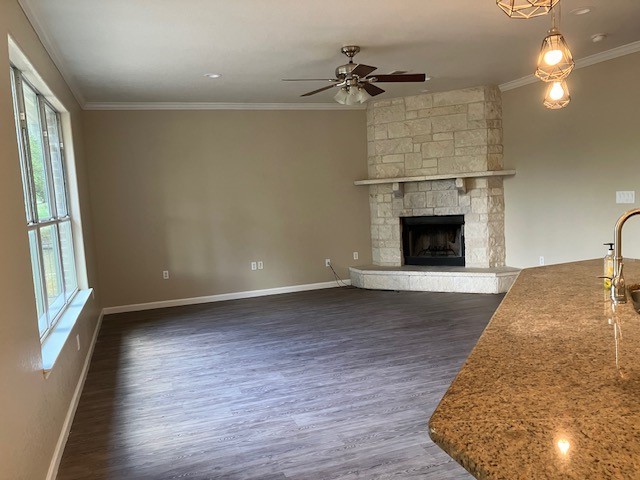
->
xmin=353 ymin=169 xmax=516 ymax=186
xmin=354 ymin=170 xmax=515 ymax=194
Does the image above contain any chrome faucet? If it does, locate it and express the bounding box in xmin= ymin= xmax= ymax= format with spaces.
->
xmin=612 ymin=208 xmax=640 ymax=304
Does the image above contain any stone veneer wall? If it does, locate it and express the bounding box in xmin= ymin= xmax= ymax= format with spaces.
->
xmin=366 ymin=86 xmax=506 ymax=268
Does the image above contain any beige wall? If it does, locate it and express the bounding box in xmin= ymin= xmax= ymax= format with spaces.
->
xmin=83 ymin=109 xmax=371 ymax=307
xmin=0 ymin=2 xmax=101 ymax=479
xmin=503 ymin=51 xmax=640 ymax=268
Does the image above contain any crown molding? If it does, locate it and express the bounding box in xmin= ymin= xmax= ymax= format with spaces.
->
xmin=498 ymin=75 xmax=538 ymax=92
xmin=576 ymin=39 xmax=640 ymax=69
xmin=82 ymin=102 xmax=367 ymax=111
xmin=17 ymin=0 xmax=86 ymax=107
xmin=500 ymin=40 xmax=640 ymax=92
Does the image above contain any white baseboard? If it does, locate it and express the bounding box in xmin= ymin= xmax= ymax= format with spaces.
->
xmin=102 ymin=279 xmax=352 ymax=315
xmin=46 ymin=311 xmax=104 ymax=480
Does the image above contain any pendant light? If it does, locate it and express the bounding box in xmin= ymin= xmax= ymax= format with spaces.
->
xmin=535 ymin=3 xmax=574 ymax=82
xmin=543 ymin=80 xmax=571 ymax=109
xmin=496 ymin=0 xmax=560 ymax=19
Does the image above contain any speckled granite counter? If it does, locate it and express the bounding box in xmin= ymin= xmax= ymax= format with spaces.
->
xmin=429 ymin=259 xmax=640 ymax=479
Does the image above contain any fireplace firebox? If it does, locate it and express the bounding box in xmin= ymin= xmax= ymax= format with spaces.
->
xmin=401 ymin=215 xmax=465 ymax=266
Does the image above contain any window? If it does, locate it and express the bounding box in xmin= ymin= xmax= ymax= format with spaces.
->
xmin=10 ymin=66 xmax=78 ymax=341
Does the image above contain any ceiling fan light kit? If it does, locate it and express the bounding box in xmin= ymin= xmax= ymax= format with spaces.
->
xmin=496 ymin=0 xmax=560 ymax=19
xmin=283 ymin=45 xmax=426 ymax=105
xmin=334 ymin=86 xmax=371 ymax=105
xmin=334 ymin=87 xmax=349 ymax=104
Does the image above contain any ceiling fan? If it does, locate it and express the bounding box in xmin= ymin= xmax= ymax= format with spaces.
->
xmin=283 ymin=46 xmax=427 ymax=105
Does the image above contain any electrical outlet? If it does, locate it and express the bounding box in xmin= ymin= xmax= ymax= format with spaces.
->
xmin=616 ymin=191 xmax=635 ymax=204
xmin=325 ymin=259 xmax=331 ymax=267
xmin=539 ymin=256 xmax=545 ymax=266
xmin=251 ymin=261 xmax=257 ymax=271
xmin=76 ymin=334 xmax=80 ymax=351
xmin=353 ymin=251 xmax=359 ymax=260
xmin=162 ymin=270 xmax=169 ymax=280
xmin=257 ymin=261 xmax=264 ymax=270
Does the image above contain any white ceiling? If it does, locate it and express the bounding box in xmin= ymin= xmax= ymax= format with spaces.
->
xmin=18 ymin=0 xmax=640 ymax=106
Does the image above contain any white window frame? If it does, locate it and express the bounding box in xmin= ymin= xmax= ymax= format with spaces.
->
xmin=10 ymin=65 xmax=79 ymax=342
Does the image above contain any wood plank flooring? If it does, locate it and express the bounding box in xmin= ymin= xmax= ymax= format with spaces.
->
xmin=56 ymin=287 xmax=503 ymax=480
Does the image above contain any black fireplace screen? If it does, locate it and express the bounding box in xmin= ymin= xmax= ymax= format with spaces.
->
xmin=401 ymin=215 xmax=465 ymax=266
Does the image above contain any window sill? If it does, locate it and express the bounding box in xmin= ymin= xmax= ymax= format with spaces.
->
xmin=42 ymin=289 xmax=93 ymax=377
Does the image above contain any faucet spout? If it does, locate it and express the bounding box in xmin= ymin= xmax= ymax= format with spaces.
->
xmin=612 ymin=208 xmax=640 ymax=303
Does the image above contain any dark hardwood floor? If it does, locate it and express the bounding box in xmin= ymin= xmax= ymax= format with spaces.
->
xmin=56 ymin=287 xmax=503 ymax=480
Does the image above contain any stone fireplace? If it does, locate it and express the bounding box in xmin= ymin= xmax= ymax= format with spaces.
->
xmin=350 ymin=85 xmax=520 ymax=294
xmin=368 ymin=175 xmax=506 ymax=269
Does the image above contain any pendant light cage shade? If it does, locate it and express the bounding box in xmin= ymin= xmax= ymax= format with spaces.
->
xmin=496 ymin=0 xmax=560 ymax=19
xmin=543 ymin=80 xmax=571 ymax=109
xmin=535 ymin=28 xmax=575 ymax=82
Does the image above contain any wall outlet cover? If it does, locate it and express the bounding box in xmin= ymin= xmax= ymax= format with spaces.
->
xmin=251 ymin=262 xmax=257 ymax=271
xmin=325 ymin=259 xmax=331 ymax=267
xmin=353 ymin=252 xmax=359 ymax=260
xmin=257 ymin=261 xmax=264 ymax=270
xmin=162 ymin=270 xmax=169 ymax=279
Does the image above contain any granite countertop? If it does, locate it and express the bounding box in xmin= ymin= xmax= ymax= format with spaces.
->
xmin=429 ymin=259 xmax=640 ymax=479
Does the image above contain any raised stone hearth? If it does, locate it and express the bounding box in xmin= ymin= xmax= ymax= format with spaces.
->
xmin=350 ymin=266 xmax=520 ymax=294
xmin=352 ymin=85 xmax=519 ymax=294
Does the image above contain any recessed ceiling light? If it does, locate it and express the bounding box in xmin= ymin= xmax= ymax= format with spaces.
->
xmin=591 ymin=33 xmax=607 ymax=43
xmin=570 ymin=7 xmax=593 ymax=15
xmin=204 ymin=73 xmax=222 ymax=79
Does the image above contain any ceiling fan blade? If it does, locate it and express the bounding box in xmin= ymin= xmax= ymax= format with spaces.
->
xmin=300 ymin=84 xmax=336 ymax=97
xmin=363 ymin=83 xmax=385 ymax=97
xmin=350 ymin=64 xmax=377 ymax=78
xmin=283 ymin=78 xmax=339 ymax=82
xmin=367 ymin=73 xmax=426 ymax=83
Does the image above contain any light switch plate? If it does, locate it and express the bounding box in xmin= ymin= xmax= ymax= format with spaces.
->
xmin=616 ymin=191 xmax=635 ymax=204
